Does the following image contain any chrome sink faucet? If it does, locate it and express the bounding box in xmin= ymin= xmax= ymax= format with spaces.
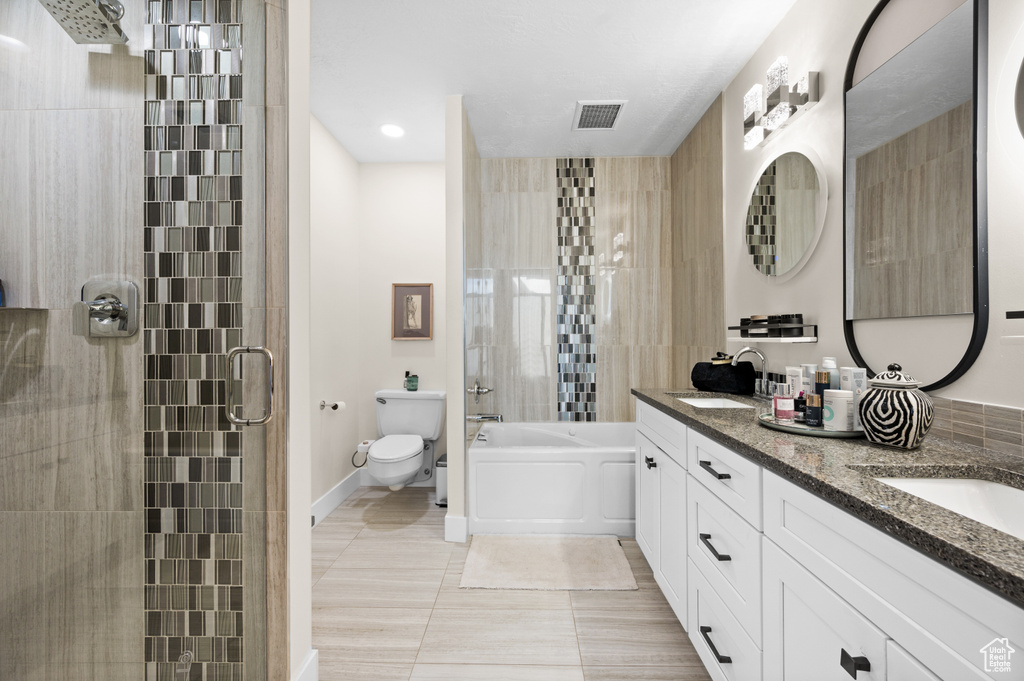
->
xmin=732 ymin=346 xmax=769 ymax=397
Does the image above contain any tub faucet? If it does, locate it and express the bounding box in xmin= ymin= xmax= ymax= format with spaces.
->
xmin=732 ymin=347 xmax=769 ymax=397
xmin=466 ymin=414 xmax=503 ymax=423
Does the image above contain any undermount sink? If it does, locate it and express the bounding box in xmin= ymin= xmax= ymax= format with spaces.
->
xmin=677 ymin=397 xmax=753 ymax=409
xmin=874 ymin=477 xmax=1024 ymax=541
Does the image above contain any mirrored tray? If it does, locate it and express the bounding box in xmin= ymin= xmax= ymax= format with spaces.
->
xmin=757 ymin=413 xmax=864 ymax=439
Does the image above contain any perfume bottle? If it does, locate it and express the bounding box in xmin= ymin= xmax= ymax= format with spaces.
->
xmin=773 ymin=384 xmax=795 ymax=425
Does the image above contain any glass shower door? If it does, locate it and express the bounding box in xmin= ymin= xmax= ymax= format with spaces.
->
xmin=0 ymin=0 xmax=273 ymax=679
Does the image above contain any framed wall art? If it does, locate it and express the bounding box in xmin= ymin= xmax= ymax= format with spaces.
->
xmin=392 ymin=283 xmax=433 ymax=340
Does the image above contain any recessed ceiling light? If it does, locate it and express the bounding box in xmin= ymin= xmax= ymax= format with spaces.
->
xmin=380 ymin=124 xmax=405 ymax=138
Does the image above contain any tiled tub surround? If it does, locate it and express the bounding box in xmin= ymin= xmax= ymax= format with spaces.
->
xmin=144 ymin=1 xmax=264 ymax=679
xmin=465 ymin=153 xmax=687 ymax=424
xmin=632 ymin=388 xmax=1024 ymax=606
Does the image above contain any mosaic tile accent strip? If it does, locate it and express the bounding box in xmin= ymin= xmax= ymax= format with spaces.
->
xmin=556 ymin=158 xmax=596 ymax=421
xmin=145 ymin=1 xmax=246 ymax=679
xmin=746 ymin=159 xmax=777 ymax=275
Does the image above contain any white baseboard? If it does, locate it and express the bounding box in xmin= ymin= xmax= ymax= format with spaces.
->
xmin=311 ymin=469 xmax=362 ymax=527
xmin=445 ymin=514 xmax=468 ymax=543
xmin=294 ymin=648 xmax=318 ymax=681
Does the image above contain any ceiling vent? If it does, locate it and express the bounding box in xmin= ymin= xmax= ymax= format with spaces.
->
xmin=572 ymin=100 xmax=627 ymax=131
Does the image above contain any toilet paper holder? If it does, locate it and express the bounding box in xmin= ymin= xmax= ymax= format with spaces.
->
xmin=320 ymin=400 xmax=345 ymax=411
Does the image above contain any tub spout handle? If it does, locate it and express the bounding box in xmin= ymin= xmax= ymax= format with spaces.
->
xmin=466 ymin=414 xmax=503 ymax=423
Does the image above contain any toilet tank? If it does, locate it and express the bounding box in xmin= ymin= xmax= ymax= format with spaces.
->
xmin=375 ymin=389 xmax=446 ymax=440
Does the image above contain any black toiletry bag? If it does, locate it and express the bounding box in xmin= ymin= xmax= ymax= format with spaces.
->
xmin=690 ymin=354 xmax=756 ymax=395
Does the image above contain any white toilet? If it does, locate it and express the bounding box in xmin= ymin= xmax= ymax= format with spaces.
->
xmin=368 ymin=389 xmax=446 ymax=490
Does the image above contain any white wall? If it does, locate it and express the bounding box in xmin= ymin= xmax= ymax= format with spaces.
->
xmin=444 ymin=95 xmax=468 ymax=541
xmin=355 ymin=163 xmax=448 ymax=453
xmin=309 ymin=115 xmax=362 ymax=502
xmin=724 ymin=0 xmax=1024 ymax=408
xmin=287 ymin=0 xmax=314 ymax=678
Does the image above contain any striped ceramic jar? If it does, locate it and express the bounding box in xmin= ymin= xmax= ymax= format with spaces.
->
xmin=858 ymin=364 xmax=934 ymax=449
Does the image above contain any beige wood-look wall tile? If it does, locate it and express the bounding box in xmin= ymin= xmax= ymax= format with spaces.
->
xmin=630 ymin=346 xmax=674 ymax=395
xmin=39 ymin=108 xmax=143 ymax=310
xmin=518 ymin=192 xmax=557 ymax=269
xmin=411 ymin=664 xmax=584 ymax=681
xmin=266 ymin=510 xmax=289 ymax=681
xmin=0 ymin=111 xmax=41 ymax=307
xmin=239 ymin=0 xmax=267 ymax=109
xmin=264 ymin=105 xmax=288 ymax=309
xmin=265 ymin=307 xmax=288 ymax=512
xmin=481 ymin=193 xmax=520 ymax=269
xmin=243 ymin=510 xmax=269 ymax=681
xmin=595 ymin=345 xmax=632 ymax=423
xmin=243 ymin=106 xmax=269 ymax=311
xmin=312 ymin=606 xmax=433 ymax=664
xmin=263 ymin=3 xmax=285 ymax=108
xmin=630 ymin=268 xmax=673 ymax=346
xmin=574 ymin=609 xmax=698 ymax=666
xmin=313 ymin=568 xmax=444 ymax=609
xmin=417 ymin=608 xmax=581 ymax=665
xmin=0 ymin=511 xmax=143 ymax=674
xmin=594 ymin=270 xmax=632 ymax=346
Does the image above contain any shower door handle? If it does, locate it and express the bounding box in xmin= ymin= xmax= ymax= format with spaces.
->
xmin=225 ymin=346 xmax=274 ymax=426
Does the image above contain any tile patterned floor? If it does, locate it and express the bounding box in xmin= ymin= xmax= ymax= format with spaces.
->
xmin=311 ymin=486 xmax=712 ymax=681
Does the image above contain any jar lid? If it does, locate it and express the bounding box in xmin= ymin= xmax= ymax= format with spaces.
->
xmin=869 ymin=363 xmax=921 ymax=389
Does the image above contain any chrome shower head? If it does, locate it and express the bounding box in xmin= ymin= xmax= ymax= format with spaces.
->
xmin=37 ymin=0 xmax=128 ymax=45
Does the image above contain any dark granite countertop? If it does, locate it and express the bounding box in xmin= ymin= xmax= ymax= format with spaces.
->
xmin=632 ymin=388 xmax=1024 ymax=609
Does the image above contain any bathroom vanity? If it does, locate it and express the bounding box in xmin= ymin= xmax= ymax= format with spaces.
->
xmin=632 ymin=388 xmax=1024 ymax=681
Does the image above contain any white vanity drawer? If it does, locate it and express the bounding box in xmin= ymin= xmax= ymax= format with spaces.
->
xmin=636 ymin=400 xmax=687 ymax=468
xmin=688 ymin=429 xmax=762 ymax=529
xmin=688 ymin=475 xmax=762 ymax=647
xmin=688 ymin=559 xmax=762 ymax=681
xmin=764 ymin=470 xmax=1022 ymax=680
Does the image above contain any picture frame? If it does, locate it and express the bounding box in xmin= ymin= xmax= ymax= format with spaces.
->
xmin=392 ymin=283 xmax=433 ymax=340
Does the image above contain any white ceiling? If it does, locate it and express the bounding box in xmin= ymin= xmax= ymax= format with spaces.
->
xmin=310 ymin=0 xmax=800 ymax=163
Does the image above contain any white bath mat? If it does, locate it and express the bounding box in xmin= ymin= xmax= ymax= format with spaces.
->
xmin=459 ymin=535 xmax=638 ymax=591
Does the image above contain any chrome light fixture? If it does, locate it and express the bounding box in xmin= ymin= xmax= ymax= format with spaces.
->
xmin=743 ymin=56 xmax=819 ymax=149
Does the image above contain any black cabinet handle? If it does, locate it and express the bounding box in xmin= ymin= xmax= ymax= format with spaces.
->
xmin=699 ymin=460 xmax=731 ymax=480
xmin=840 ymin=648 xmax=871 ymax=678
xmin=699 ymin=626 xmax=732 ymax=664
xmin=699 ymin=533 xmax=732 ymax=561
xmin=644 ymin=456 xmax=657 ymax=469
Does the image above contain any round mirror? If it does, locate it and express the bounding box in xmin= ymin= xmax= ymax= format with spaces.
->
xmin=1016 ymin=56 xmax=1024 ymax=139
xmin=744 ymin=151 xmax=824 ymax=277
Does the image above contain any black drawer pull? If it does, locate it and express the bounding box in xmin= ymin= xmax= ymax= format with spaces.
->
xmin=699 ymin=533 xmax=732 ymax=561
xmin=699 ymin=626 xmax=732 ymax=664
xmin=699 ymin=460 xmax=731 ymax=480
xmin=644 ymin=456 xmax=657 ymax=469
xmin=840 ymin=648 xmax=870 ymax=678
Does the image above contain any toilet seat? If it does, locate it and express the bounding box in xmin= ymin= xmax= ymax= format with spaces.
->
xmin=368 ymin=434 xmax=423 ymax=463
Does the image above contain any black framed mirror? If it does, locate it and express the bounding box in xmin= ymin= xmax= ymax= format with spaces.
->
xmin=843 ymin=0 xmax=988 ymax=391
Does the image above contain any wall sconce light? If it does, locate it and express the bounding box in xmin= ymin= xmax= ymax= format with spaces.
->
xmin=743 ymin=56 xmax=819 ymax=150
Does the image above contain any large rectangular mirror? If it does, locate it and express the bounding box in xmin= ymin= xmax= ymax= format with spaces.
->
xmin=845 ymin=1 xmax=974 ymax=320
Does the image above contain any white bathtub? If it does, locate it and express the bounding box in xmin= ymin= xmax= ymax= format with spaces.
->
xmin=467 ymin=422 xmax=636 ymax=536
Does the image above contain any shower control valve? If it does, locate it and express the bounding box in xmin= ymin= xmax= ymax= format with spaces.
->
xmin=72 ymin=279 xmax=139 ymax=338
